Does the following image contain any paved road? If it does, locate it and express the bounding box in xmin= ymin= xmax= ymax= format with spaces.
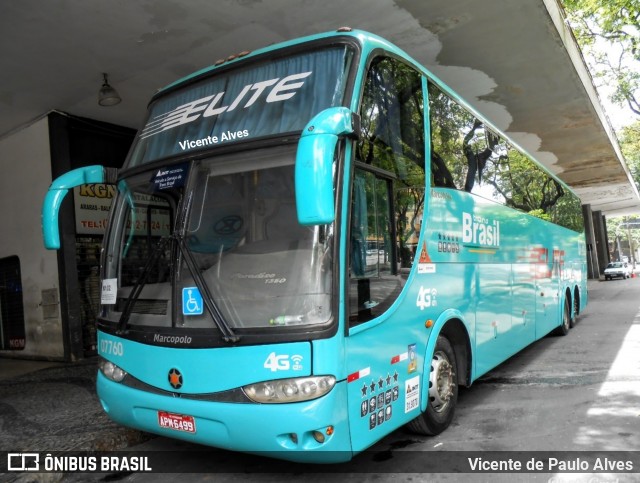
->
xmin=5 ymin=277 xmax=640 ymax=482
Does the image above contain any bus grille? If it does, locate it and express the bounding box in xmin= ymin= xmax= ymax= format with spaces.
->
xmin=115 ymin=298 xmax=168 ymax=315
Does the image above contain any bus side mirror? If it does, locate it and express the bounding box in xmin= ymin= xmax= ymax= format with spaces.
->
xmin=42 ymin=165 xmax=118 ymax=249
xmin=295 ymin=107 xmax=359 ymax=226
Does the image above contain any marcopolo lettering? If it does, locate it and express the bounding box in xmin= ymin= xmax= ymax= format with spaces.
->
xmin=153 ymin=334 xmax=193 ymax=345
xmin=462 ymin=211 xmax=500 ymax=247
xmin=141 ymin=72 xmax=312 ymax=139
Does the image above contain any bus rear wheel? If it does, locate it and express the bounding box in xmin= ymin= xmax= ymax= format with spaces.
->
xmin=570 ymin=291 xmax=580 ymax=328
xmin=554 ymin=297 xmax=571 ymax=336
xmin=406 ymin=335 xmax=458 ymax=436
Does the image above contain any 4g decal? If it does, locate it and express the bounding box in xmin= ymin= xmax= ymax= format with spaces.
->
xmin=263 ymin=352 xmax=304 ymax=372
xmin=416 ymin=287 xmax=437 ymax=310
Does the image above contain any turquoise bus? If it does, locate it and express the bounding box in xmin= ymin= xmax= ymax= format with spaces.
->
xmin=42 ymin=29 xmax=587 ymax=462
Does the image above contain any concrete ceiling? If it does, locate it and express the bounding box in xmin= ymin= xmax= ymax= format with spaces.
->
xmin=1 ymin=0 xmax=637 ymax=215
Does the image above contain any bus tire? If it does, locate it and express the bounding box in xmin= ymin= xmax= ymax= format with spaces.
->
xmin=570 ymin=291 xmax=579 ymax=328
xmin=406 ymin=335 xmax=458 ymax=436
xmin=553 ymin=297 xmax=571 ymax=336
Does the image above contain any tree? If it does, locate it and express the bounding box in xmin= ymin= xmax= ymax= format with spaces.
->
xmin=619 ymin=121 xmax=640 ymax=188
xmin=562 ymin=0 xmax=640 ymax=118
xmin=606 ymin=215 xmax=640 ymax=262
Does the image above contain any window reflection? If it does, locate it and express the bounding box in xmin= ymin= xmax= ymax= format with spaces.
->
xmin=428 ymin=82 xmax=583 ymax=232
xmin=350 ymin=56 xmax=426 ymax=325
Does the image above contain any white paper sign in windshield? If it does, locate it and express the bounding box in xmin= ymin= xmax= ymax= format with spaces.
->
xmin=128 ymin=47 xmax=352 ymax=167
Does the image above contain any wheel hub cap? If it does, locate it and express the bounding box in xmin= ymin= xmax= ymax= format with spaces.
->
xmin=429 ymin=351 xmax=454 ymax=412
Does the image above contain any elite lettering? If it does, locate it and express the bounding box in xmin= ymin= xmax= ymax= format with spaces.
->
xmin=141 ymin=72 xmax=312 ymax=139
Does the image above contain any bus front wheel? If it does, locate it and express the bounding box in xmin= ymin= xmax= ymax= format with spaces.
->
xmin=406 ymin=335 xmax=458 ymax=436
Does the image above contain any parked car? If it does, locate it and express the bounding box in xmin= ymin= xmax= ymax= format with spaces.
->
xmin=604 ymin=261 xmax=632 ymax=280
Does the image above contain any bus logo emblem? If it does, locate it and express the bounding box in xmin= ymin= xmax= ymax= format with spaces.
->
xmin=182 ymin=287 xmax=203 ymax=315
xmin=168 ymin=368 xmax=183 ymax=389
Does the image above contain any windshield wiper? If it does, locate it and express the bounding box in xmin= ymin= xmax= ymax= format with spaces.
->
xmin=175 ymin=235 xmax=240 ymax=343
xmin=117 ymin=236 xmax=170 ymax=333
xmin=116 ymin=234 xmax=240 ymax=343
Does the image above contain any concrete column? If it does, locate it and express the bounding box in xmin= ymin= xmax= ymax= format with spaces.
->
xmin=582 ymin=204 xmax=599 ymax=279
xmin=592 ymin=210 xmax=610 ymax=277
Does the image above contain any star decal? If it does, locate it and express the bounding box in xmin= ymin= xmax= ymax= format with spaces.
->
xmin=168 ymin=368 xmax=183 ymax=389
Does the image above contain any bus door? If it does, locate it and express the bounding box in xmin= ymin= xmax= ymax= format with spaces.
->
xmin=342 ymin=54 xmax=428 ymax=450
xmin=344 ymin=168 xmax=422 ymax=451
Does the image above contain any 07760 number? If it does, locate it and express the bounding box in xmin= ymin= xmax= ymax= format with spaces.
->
xmin=100 ymin=339 xmax=124 ymax=357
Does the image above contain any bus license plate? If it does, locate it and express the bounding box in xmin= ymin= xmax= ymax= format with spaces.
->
xmin=158 ymin=411 xmax=196 ymax=433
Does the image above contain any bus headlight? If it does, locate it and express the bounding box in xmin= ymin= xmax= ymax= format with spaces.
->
xmin=99 ymin=358 xmax=127 ymax=383
xmin=243 ymin=375 xmax=336 ymax=403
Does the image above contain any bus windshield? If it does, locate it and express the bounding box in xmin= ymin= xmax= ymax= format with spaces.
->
xmin=101 ymin=145 xmax=334 ymax=336
xmin=97 ymin=42 xmax=355 ymax=342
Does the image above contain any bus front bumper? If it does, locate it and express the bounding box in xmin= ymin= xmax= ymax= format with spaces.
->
xmin=97 ymin=372 xmax=353 ymax=463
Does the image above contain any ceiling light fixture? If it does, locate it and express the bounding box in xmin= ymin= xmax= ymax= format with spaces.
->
xmin=98 ymin=73 xmax=121 ymax=106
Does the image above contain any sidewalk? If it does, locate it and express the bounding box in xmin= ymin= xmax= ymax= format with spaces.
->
xmin=0 ymin=357 xmax=150 ymax=452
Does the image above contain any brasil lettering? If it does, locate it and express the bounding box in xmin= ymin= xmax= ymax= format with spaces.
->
xmin=140 ymin=71 xmax=312 ymax=139
xmin=462 ymin=212 xmax=500 ymax=248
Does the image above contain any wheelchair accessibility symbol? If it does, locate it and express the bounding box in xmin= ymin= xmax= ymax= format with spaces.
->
xmin=182 ymin=287 xmax=203 ymax=315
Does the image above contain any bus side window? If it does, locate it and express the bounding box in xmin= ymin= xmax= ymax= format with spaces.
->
xmin=349 ymin=169 xmax=393 ymax=322
xmin=428 ymin=82 xmax=488 ymax=192
xmin=349 ymin=56 xmax=425 ymax=326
